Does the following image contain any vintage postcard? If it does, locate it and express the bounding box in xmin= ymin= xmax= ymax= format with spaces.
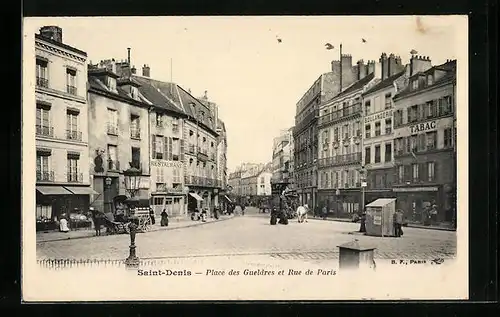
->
xmin=22 ymin=15 xmax=468 ymax=301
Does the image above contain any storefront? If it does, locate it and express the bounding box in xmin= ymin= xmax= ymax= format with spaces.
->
xmin=35 ymin=185 xmax=97 ymax=231
xmin=392 ymin=185 xmax=443 ymax=224
xmin=317 ymin=188 xmax=360 ymax=218
xmin=151 ymin=194 xmax=186 ymax=217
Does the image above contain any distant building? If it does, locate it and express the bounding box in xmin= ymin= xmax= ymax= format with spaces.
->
xmin=34 ymin=26 xmax=94 ymax=230
xmin=392 ymin=57 xmax=457 ymax=225
xmin=271 ymin=128 xmax=294 ymax=188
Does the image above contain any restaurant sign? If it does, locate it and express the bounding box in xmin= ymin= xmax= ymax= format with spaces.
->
xmin=409 ymin=121 xmax=436 ymax=134
xmin=151 ymin=161 xmax=184 ymax=168
xmin=364 ymin=109 xmax=392 ymax=124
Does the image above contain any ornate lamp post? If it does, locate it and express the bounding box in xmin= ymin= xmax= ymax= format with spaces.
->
xmin=123 ymin=167 xmax=141 ymax=268
xmin=359 ymin=167 xmax=367 ymax=233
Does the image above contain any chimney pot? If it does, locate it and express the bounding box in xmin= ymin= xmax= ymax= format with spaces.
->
xmin=39 ymin=26 xmax=63 ymax=43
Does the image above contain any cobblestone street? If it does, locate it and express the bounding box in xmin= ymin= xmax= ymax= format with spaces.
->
xmin=37 ymin=208 xmax=457 ymax=266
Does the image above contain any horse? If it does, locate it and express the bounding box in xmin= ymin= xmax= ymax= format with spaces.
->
xmin=296 ymin=204 xmax=309 ymax=223
xmin=88 ymin=207 xmax=106 ymax=236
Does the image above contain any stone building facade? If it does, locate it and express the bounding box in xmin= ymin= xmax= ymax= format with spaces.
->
xmin=34 ymin=26 xmax=95 ymax=230
xmin=392 ymin=57 xmax=457 ymax=226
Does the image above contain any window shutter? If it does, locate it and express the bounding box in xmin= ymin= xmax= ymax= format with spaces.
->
xmin=168 ymin=137 xmax=173 ymax=160
xmin=180 ymin=139 xmax=184 ymax=162
xmin=152 ymin=135 xmax=156 ymax=158
xmin=404 ymin=165 xmax=411 ymax=182
xmin=419 ymin=163 xmax=426 ymax=182
xmin=163 ymin=136 xmax=168 ymax=159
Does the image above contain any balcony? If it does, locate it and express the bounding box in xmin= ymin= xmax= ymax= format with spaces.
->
xmin=318 ymin=152 xmax=362 ymax=168
xmin=197 ymin=147 xmax=209 ymax=161
xmin=210 ymin=153 xmax=217 ymax=161
xmin=36 ymin=77 xmax=49 ymax=88
xmin=107 ymin=124 xmax=118 ymax=135
xmin=67 ymin=172 xmax=83 ymax=183
xmin=130 ymin=128 xmax=141 ymax=139
xmin=108 ymin=160 xmax=120 ymax=171
xmin=129 ymin=161 xmax=143 ymax=171
xmin=156 ymin=183 xmax=184 ymax=193
xmin=294 ymin=109 xmax=319 ymax=135
xmin=184 ymin=175 xmax=219 ymax=188
xmin=36 ymin=125 xmax=54 ymax=137
xmin=67 ymin=85 xmax=77 ymax=96
xmin=318 ymin=103 xmax=362 ymax=127
xmin=36 ymin=170 xmax=54 ymax=182
xmin=172 ymin=125 xmax=180 ymax=134
xmin=66 ymin=130 xmax=82 ymax=141
xmin=187 ymin=144 xmax=196 ymax=154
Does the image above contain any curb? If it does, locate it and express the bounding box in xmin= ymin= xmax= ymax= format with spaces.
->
xmin=37 ymin=216 xmax=235 ymax=243
xmin=308 ymin=216 xmax=456 ymax=231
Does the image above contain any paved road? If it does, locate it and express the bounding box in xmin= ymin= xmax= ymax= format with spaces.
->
xmin=37 ymin=207 xmax=456 ymax=266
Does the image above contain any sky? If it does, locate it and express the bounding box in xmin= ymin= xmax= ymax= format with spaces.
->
xmin=25 ymin=16 xmax=466 ymax=172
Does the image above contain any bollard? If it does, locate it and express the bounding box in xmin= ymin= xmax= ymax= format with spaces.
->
xmin=338 ymin=239 xmax=376 ymax=271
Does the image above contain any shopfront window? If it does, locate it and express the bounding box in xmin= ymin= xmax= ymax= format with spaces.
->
xmin=398 ymin=165 xmax=404 ymax=183
xmin=427 ymin=162 xmax=435 ymax=182
xmin=412 ymin=163 xmax=419 ymax=182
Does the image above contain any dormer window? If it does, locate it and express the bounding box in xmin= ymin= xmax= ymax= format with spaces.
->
xmin=411 ymin=80 xmax=418 ymax=90
xmin=107 ymin=77 xmax=117 ymax=92
xmin=131 ymin=86 xmax=139 ymax=100
xmin=427 ymin=74 xmax=434 ymax=86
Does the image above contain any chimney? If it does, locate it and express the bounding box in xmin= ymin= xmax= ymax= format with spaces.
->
xmin=341 ymin=54 xmax=353 ymax=72
xmin=39 ymin=26 xmax=63 ymax=43
xmin=356 ymin=59 xmax=367 ymax=80
xmin=387 ymin=53 xmax=405 ymax=77
xmin=127 ymin=48 xmax=131 ymax=65
xmin=379 ymin=53 xmax=388 ymax=80
xmin=373 ymin=61 xmax=383 ymax=79
xmin=410 ymin=55 xmax=433 ymax=76
xmin=131 ymin=66 xmax=137 ymax=74
xmin=367 ymin=60 xmax=375 ymax=74
xmin=142 ymin=64 xmax=150 ymax=77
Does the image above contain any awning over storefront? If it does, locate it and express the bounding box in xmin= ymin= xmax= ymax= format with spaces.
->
xmin=189 ymin=192 xmax=204 ymax=201
xmin=63 ymin=186 xmax=99 ymax=195
xmin=224 ymin=195 xmax=232 ymax=203
xmin=393 ymin=187 xmax=439 ymax=193
xmin=36 ymin=186 xmax=72 ymax=195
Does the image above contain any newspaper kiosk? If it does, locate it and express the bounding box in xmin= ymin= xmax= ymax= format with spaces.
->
xmin=365 ymin=198 xmax=397 ymax=237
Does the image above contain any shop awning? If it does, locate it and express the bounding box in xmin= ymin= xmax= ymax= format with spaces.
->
xmin=63 ymin=186 xmax=99 ymax=195
xmin=36 ymin=186 xmax=72 ymax=195
xmin=224 ymin=195 xmax=232 ymax=203
xmin=189 ymin=192 xmax=204 ymax=201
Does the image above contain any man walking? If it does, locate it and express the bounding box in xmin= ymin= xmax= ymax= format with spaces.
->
xmin=394 ymin=209 xmax=404 ymax=237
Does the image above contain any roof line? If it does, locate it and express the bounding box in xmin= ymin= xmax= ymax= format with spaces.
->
xmin=175 ymin=85 xmax=186 ymax=112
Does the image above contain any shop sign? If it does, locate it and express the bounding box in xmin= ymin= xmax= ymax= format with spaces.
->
xmin=364 ymin=109 xmax=393 ymax=124
xmin=373 ymin=214 xmax=382 ymax=225
xmin=393 ymin=186 xmax=438 ymax=192
xmin=151 ymin=161 xmax=184 ymax=168
xmin=409 ymin=121 xmax=436 ymax=134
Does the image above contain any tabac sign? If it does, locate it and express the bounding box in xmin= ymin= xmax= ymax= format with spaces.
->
xmin=409 ymin=121 xmax=437 ymax=135
xmin=364 ymin=109 xmax=392 ymax=124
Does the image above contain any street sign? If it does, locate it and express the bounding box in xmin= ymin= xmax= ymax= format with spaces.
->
xmin=361 ymin=181 xmax=367 ymax=188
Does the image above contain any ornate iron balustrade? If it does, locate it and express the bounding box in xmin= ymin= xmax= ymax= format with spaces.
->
xmin=36 ymin=125 xmax=54 ymax=137
xmin=66 ymin=130 xmax=82 ymax=141
xmin=107 ymin=124 xmax=118 ymax=135
xmin=36 ymin=77 xmax=49 ymax=88
xmin=108 ymin=160 xmax=120 ymax=171
xmin=36 ymin=170 xmax=54 ymax=182
xmin=67 ymin=172 xmax=83 ymax=183
xmin=318 ymin=103 xmax=362 ymax=127
xmin=318 ymin=152 xmax=362 ymax=168
xmin=67 ymin=85 xmax=77 ymax=95
xmin=130 ymin=128 xmax=141 ymax=139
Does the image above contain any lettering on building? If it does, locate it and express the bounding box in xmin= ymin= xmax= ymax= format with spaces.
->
xmin=364 ymin=110 xmax=393 ymax=124
xmin=151 ymin=161 xmax=184 ymax=168
xmin=409 ymin=121 xmax=437 ymax=134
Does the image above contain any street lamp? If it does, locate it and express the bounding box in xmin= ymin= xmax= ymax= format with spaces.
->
xmin=105 ymin=177 xmax=112 ymax=188
xmin=123 ymin=166 xmax=141 ymax=268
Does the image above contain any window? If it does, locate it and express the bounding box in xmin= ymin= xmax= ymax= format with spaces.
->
xmin=427 ymin=162 xmax=435 ymax=181
xmin=66 ymin=111 xmax=80 ymax=140
xmin=374 ymin=145 xmax=381 ymax=163
xmin=107 ymin=109 xmax=118 ymax=134
xmin=398 ymin=165 xmax=404 ymax=183
xmin=130 ymin=115 xmax=140 ymax=139
xmin=36 ymin=105 xmax=51 ymax=136
xmin=417 ymin=134 xmax=426 ymax=152
xmin=444 ymin=128 xmax=453 ymax=148
xmin=384 ymin=93 xmax=392 ymax=109
xmin=364 ymin=100 xmax=371 ymax=115
xmin=411 ymin=163 xmax=419 ymax=182
xmin=374 ymin=121 xmax=381 ymax=136
xmin=412 ymin=80 xmax=418 ymax=90
xmin=66 ymin=68 xmax=77 ymax=95
xmin=365 ymin=147 xmax=371 ymax=165
xmin=106 ymin=77 xmax=117 ymax=92
xmin=440 ymin=96 xmax=453 ymax=115
xmin=107 ymin=145 xmax=118 ymax=170
xmin=408 ymin=105 xmax=418 ymax=123
xmin=36 ymin=205 xmax=52 ymax=221
xmin=410 ymin=135 xmax=418 ymax=152
xmin=173 ymin=169 xmax=180 ymax=183
xmin=354 ymin=121 xmax=361 ymax=137
xmin=67 ymin=157 xmax=80 ymax=182
xmin=172 ymin=138 xmax=180 ymax=160
xmin=153 ymin=136 xmax=164 ymax=159
xmin=131 ymin=147 xmax=140 ymax=169
xmin=36 ymin=154 xmax=51 ymax=181
xmin=385 ymin=118 xmax=392 ymax=134
xmin=385 ymin=143 xmax=392 ymax=162
xmin=342 ymin=124 xmax=349 ymax=139
xmin=156 ymin=167 xmax=165 ymax=184
xmin=426 ymin=100 xmax=437 ymax=118
xmin=131 ymin=87 xmax=139 ymax=100
xmin=156 ymin=113 xmax=163 ymax=127
xmin=365 ymin=124 xmax=371 ymax=138
xmin=36 ymin=58 xmax=48 ymax=87
xmin=427 ymin=75 xmax=433 ymax=85
xmin=334 ymin=127 xmax=339 ymax=141
xmin=426 ymin=131 xmax=437 ymax=150
xmin=394 ymin=109 xmax=403 ymax=127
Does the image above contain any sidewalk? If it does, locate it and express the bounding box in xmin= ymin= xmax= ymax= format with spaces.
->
xmin=309 ymin=215 xmax=456 ymax=231
xmin=36 ymin=214 xmax=235 ymax=243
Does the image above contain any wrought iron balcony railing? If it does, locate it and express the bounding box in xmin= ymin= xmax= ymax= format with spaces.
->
xmin=184 ymin=175 xmax=219 ymax=187
xmin=318 ymin=152 xmax=362 ymax=168
xmin=108 ymin=160 xmax=120 ymax=171
xmin=318 ymin=103 xmax=362 ymax=127
xmin=130 ymin=128 xmax=141 ymax=139
xmin=66 ymin=130 xmax=82 ymax=141
xmin=36 ymin=170 xmax=54 ymax=182
xmin=67 ymin=172 xmax=83 ymax=183
xmin=107 ymin=124 xmax=118 ymax=135
xmin=36 ymin=125 xmax=54 ymax=137
xmin=36 ymin=77 xmax=49 ymax=88
xmin=67 ymin=85 xmax=77 ymax=96
xmin=187 ymin=144 xmax=196 ymax=154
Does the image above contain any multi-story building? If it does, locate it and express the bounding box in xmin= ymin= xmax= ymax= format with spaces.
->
xmin=392 ymin=57 xmax=456 ymax=226
xmin=257 ymin=165 xmax=273 ymax=196
xmin=293 ymin=52 xmax=360 ymax=208
xmin=87 ymin=59 xmax=151 ymax=214
xmin=228 ymin=170 xmax=242 ymax=197
xmin=361 ymin=53 xmax=408 ymax=203
xmin=316 ymin=60 xmax=381 ymax=218
xmin=34 ymin=26 xmax=94 ymax=229
xmin=131 ymin=65 xmax=189 ymax=217
xmin=271 ymin=128 xmax=294 ymax=187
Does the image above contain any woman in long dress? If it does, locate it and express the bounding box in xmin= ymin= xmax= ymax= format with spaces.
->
xmin=59 ymin=213 xmax=69 ymax=233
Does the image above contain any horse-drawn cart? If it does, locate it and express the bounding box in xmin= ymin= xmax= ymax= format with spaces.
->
xmin=98 ymin=195 xmax=153 ymax=235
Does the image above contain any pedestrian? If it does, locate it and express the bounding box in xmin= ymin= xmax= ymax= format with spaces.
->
xmin=59 ymin=213 xmax=69 ymax=233
xmin=321 ymin=205 xmax=327 ymax=220
xmin=430 ymin=204 xmax=438 ymax=225
xmin=241 ymin=204 xmax=245 ymax=216
xmin=161 ymin=209 xmax=169 ymax=226
xmin=394 ymin=209 xmax=404 ymax=237
xmin=149 ymin=207 xmax=156 ymax=225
